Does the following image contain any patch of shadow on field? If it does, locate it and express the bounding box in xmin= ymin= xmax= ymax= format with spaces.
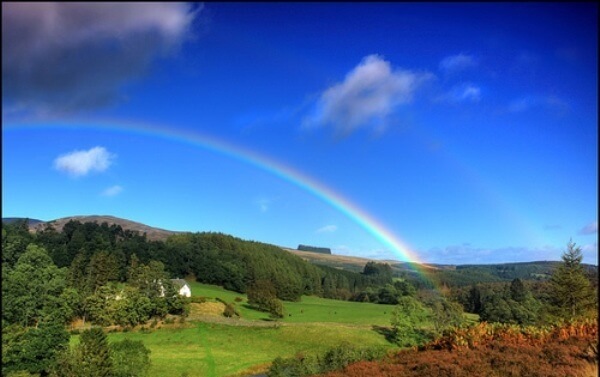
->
xmin=371 ymin=325 xmax=397 ymax=343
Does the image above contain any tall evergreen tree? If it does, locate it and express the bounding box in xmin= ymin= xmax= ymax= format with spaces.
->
xmin=549 ymin=240 xmax=595 ymax=319
xmin=509 ymin=278 xmax=527 ymax=303
xmin=77 ymin=327 xmax=113 ymax=377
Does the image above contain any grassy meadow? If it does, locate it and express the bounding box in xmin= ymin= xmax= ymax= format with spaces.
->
xmin=188 ymin=281 xmax=394 ymax=326
xmin=78 ymin=281 xmax=400 ymax=377
xmin=101 ymin=322 xmax=393 ymax=377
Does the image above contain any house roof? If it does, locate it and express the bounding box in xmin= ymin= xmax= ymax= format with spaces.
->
xmin=170 ymin=278 xmax=189 ymax=288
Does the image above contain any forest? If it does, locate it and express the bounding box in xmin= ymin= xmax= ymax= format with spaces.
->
xmin=2 ymin=218 xmax=598 ymax=377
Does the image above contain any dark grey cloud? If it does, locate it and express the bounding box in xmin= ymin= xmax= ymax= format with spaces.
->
xmin=2 ymin=2 xmax=199 ymax=118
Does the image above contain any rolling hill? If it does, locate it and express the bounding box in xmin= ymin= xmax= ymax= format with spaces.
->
xmin=4 ymin=215 xmax=594 ymax=283
xmin=6 ymin=215 xmax=179 ymax=241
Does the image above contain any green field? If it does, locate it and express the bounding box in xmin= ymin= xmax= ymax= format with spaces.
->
xmin=188 ymin=281 xmax=394 ymax=326
xmin=91 ymin=281 xmax=399 ymax=377
xmin=103 ymin=322 xmax=393 ymax=377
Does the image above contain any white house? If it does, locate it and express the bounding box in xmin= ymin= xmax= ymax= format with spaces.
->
xmin=170 ymin=278 xmax=192 ymax=297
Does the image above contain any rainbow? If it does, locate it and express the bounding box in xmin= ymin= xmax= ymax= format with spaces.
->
xmin=4 ymin=119 xmax=437 ymax=279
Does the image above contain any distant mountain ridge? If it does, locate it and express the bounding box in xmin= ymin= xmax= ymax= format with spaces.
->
xmin=2 ymin=217 xmax=45 ymax=225
xmin=4 ymin=215 xmax=595 ymax=280
xmin=4 ymin=215 xmax=179 ymax=242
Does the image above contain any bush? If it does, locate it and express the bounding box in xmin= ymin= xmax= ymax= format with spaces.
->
xmin=223 ymin=304 xmax=236 ymax=318
xmin=324 ymin=321 xmax=598 ymax=377
xmin=266 ymin=344 xmax=387 ymax=377
xmin=190 ymin=296 xmax=207 ymax=304
xmin=111 ymin=339 xmax=151 ymax=377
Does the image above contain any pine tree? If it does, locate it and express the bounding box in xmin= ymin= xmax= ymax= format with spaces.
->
xmin=78 ymin=327 xmax=113 ymax=377
xmin=509 ymin=278 xmax=527 ymax=303
xmin=549 ymin=240 xmax=595 ymax=319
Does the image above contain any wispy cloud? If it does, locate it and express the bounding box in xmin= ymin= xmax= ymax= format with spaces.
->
xmin=579 ymin=221 xmax=598 ymax=235
xmin=421 ymin=244 xmax=568 ymax=265
xmin=439 ymin=83 xmax=481 ymax=103
xmin=508 ymin=95 xmax=569 ymax=113
xmin=2 ymin=2 xmax=199 ymax=118
xmin=303 ymin=54 xmax=433 ymax=137
xmin=439 ymin=53 xmax=477 ymax=74
xmin=54 ymin=146 xmax=115 ymax=177
xmin=255 ymin=198 xmax=271 ymax=213
xmin=316 ymin=225 xmax=338 ymax=233
xmin=101 ymin=185 xmax=123 ymax=197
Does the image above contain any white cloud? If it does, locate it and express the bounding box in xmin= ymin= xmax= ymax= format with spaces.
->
xmin=2 ymin=2 xmax=199 ymax=117
xmin=255 ymin=198 xmax=271 ymax=213
xmin=439 ymin=53 xmax=477 ymax=73
xmin=54 ymin=146 xmax=115 ymax=177
xmin=316 ymin=225 xmax=338 ymax=233
xmin=579 ymin=221 xmax=598 ymax=235
xmin=101 ymin=185 xmax=123 ymax=197
xmin=421 ymin=244 xmax=569 ymax=265
xmin=304 ymin=54 xmax=433 ymax=136
xmin=440 ymin=83 xmax=481 ymax=103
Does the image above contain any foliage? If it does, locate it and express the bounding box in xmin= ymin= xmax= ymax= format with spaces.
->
xmin=427 ymin=296 xmax=466 ymax=336
xmin=52 ymin=327 xmax=113 ymax=377
xmin=2 ymin=244 xmax=71 ymax=326
xmin=320 ymin=321 xmax=598 ymax=377
xmin=111 ymin=339 xmax=152 ymax=377
xmin=390 ymin=296 xmax=431 ymax=347
xmin=298 ymin=244 xmax=331 ymax=254
xmin=549 ymin=240 xmax=596 ymax=319
xmin=267 ymin=343 xmax=388 ymax=377
xmin=2 ymin=322 xmax=69 ymax=376
xmin=2 ymin=219 xmax=35 ymax=267
xmin=247 ymin=280 xmax=284 ymax=318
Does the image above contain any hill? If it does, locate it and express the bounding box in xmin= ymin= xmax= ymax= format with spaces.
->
xmin=2 ymin=217 xmax=45 ymax=226
xmin=287 ymin=248 xmax=446 ymax=275
xmin=26 ymin=215 xmax=179 ymax=241
xmin=10 ymin=214 xmax=595 ymax=285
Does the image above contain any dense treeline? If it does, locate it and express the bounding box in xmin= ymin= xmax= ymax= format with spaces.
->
xmin=1 ymin=220 xmax=185 ymax=376
xmin=450 ymin=241 xmax=598 ymax=326
xmin=298 ymin=244 xmax=332 ymax=254
xmin=2 ymin=220 xmax=410 ymax=304
xmin=395 ymin=260 xmax=597 ymax=289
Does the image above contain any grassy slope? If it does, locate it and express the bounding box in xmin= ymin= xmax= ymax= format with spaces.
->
xmin=99 ymin=281 xmax=397 ymax=377
xmin=105 ymin=322 xmax=393 ymax=377
xmin=188 ymin=281 xmax=394 ymax=326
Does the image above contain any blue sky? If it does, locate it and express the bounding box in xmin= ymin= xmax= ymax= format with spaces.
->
xmin=2 ymin=3 xmax=598 ymax=264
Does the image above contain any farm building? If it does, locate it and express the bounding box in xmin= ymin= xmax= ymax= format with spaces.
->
xmin=170 ymin=278 xmax=192 ymax=297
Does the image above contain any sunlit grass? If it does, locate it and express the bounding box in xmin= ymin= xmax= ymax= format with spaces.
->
xmin=102 ymin=322 xmax=394 ymax=377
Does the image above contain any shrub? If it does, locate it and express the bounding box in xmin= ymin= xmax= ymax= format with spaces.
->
xmin=111 ymin=339 xmax=151 ymax=377
xmin=223 ymin=304 xmax=236 ymax=318
xmin=190 ymin=296 xmax=207 ymax=304
xmin=320 ymin=321 xmax=597 ymax=377
xmin=266 ymin=344 xmax=387 ymax=377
